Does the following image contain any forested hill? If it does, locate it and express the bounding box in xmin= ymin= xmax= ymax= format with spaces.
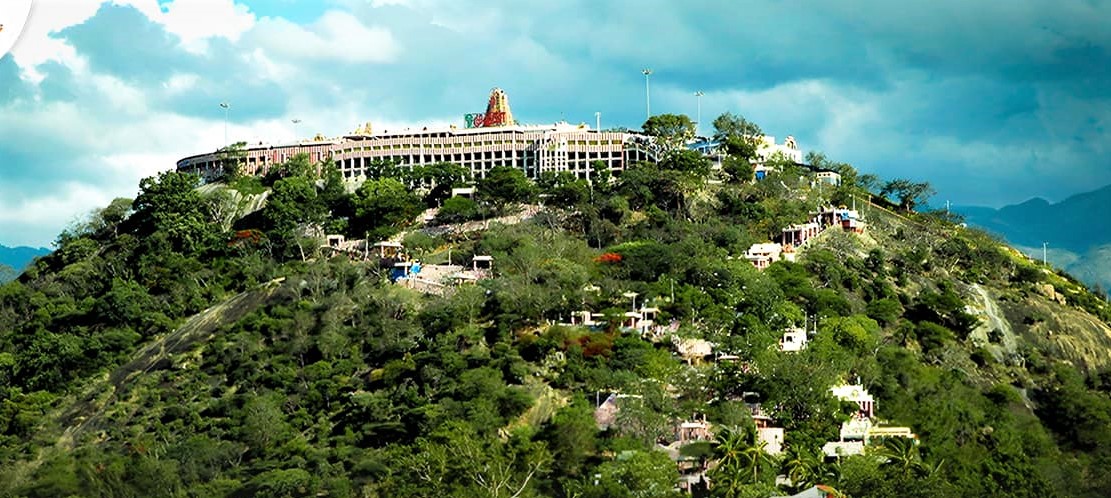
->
xmin=2 ymin=117 xmax=1111 ymax=498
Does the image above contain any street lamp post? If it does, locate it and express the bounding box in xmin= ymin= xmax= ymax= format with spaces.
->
xmin=694 ymin=91 xmax=704 ymax=137
xmin=219 ymin=102 xmax=230 ymax=149
xmin=623 ymin=291 xmax=639 ymax=311
xmin=641 ymin=68 xmax=653 ymax=120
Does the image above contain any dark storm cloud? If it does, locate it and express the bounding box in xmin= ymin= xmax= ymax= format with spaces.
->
xmin=3 ymin=0 xmax=1111 ymax=247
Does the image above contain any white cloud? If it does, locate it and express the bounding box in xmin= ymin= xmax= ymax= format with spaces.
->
xmin=0 ymin=181 xmax=115 ymax=247
xmin=159 ymin=0 xmax=256 ymax=52
xmin=108 ymin=0 xmax=256 ymax=52
xmin=162 ymin=72 xmax=199 ymax=94
xmin=249 ymin=10 xmax=398 ymax=63
xmin=9 ymin=0 xmax=101 ymax=80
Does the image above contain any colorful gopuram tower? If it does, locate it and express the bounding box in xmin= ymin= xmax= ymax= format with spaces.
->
xmin=483 ymin=87 xmax=514 ymax=127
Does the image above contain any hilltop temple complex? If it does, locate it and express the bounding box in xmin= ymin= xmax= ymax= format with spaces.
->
xmin=176 ymin=88 xmax=803 ymax=184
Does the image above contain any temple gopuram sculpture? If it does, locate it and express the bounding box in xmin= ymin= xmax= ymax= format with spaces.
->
xmin=353 ymin=121 xmax=373 ymax=135
xmin=482 ymin=87 xmax=514 ymax=127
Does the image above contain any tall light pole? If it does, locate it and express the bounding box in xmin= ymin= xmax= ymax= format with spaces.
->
xmin=594 ymin=112 xmax=601 ymax=132
xmin=694 ymin=91 xmax=704 ymax=137
xmin=1042 ymin=241 xmax=1048 ymax=266
xmin=641 ymin=68 xmax=653 ymax=121
xmin=219 ymin=102 xmax=230 ymax=149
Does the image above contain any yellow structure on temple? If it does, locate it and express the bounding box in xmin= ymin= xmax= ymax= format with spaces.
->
xmin=353 ymin=121 xmax=373 ymax=135
xmin=483 ymin=87 xmax=514 ymax=127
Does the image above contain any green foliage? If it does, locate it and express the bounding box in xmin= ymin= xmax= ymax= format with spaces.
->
xmin=263 ymin=152 xmax=317 ymax=184
xmin=131 ymin=170 xmax=214 ymax=253
xmin=539 ymin=171 xmax=591 ymax=206
xmin=3 ymin=141 xmax=1111 ymax=498
xmin=262 ymin=175 xmax=327 ymax=258
xmin=478 ymin=166 xmax=538 ymax=209
xmin=350 ymin=177 xmax=424 ymax=240
xmin=217 ymin=141 xmax=248 ymax=180
xmin=713 ymin=112 xmax=763 ymax=161
xmin=228 ymin=174 xmax=266 ymax=195
xmin=414 ymin=161 xmax=470 ymax=206
xmin=722 ymin=155 xmax=754 ymax=183
xmin=641 ymin=113 xmax=695 ymax=151
xmin=584 ymin=450 xmax=681 ymax=498
xmin=618 ymin=162 xmax=691 ymax=214
xmin=436 ymin=195 xmax=482 ymax=224
xmin=880 ymin=178 xmax=935 ymax=212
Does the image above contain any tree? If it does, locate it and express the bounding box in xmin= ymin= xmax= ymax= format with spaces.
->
xmin=351 ymin=177 xmax=424 ymax=240
xmin=618 ymin=163 xmax=689 ymax=214
xmin=478 ymin=166 xmax=537 ymax=210
xmin=713 ymin=113 xmax=763 ymax=160
xmin=218 ymin=141 xmax=248 ymax=180
xmin=708 ymin=426 xmax=776 ymax=496
xmin=88 ymin=197 xmax=134 ymax=238
xmin=543 ymin=399 xmax=598 ymax=477
xmin=263 ymin=152 xmax=317 ymax=185
xmin=880 ymin=179 xmax=935 ymax=212
xmin=436 ymin=196 xmax=481 ymax=224
xmin=130 ymin=170 xmax=212 ymax=253
xmin=404 ymin=422 xmax=551 ymax=498
xmin=642 ymin=113 xmax=696 ymax=151
xmin=263 ymin=176 xmax=326 ymax=233
xmin=262 ymin=175 xmax=327 ymax=258
xmin=588 ymin=450 xmax=681 ymax=498
xmin=866 ymin=298 xmax=903 ymax=327
xmin=876 ymin=437 xmax=930 ymax=478
xmin=659 ymin=149 xmax=712 ymax=178
xmin=782 ymin=447 xmax=824 ymax=492
xmin=721 ymin=155 xmax=754 ymax=183
xmin=590 ymin=160 xmax=613 ymax=191
xmin=419 ymin=162 xmax=470 ymax=206
xmin=539 ymin=171 xmax=591 ymax=206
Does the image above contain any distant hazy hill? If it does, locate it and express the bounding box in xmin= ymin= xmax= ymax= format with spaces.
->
xmin=957 ymin=184 xmax=1111 ymax=293
xmin=0 ymin=244 xmax=51 ymax=282
xmin=0 ymin=264 xmax=16 ymax=283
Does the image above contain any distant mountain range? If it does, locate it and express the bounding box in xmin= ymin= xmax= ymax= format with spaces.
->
xmin=956 ymin=184 xmax=1111 ymax=294
xmin=0 ymin=244 xmax=51 ymax=283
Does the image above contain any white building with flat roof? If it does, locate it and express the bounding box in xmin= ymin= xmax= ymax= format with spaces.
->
xmin=744 ymin=242 xmax=784 ymax=270
xmin=779 ymin=327 xmax=809 ymax=352
xmin=177 ymin=88 xmax=663 ymax=183
xmin=831 ymin=384 xmax=876 ymax=419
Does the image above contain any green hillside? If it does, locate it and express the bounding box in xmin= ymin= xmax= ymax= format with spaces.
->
xmin=2 ymin=119 xmax=1111 ymax=498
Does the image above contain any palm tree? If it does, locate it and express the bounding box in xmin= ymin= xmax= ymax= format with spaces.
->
xmin=709 ymin=426 xmax=748 ymax=497
xmin=782 ymin=447 xmax=822 ymax=491
xmin=877 ymin=437 xmax=925 ymax=477
xmin=818 ymin=457 xmax=844 ymax=489
xmin=741 ymin=439 xmax=775 ymax=484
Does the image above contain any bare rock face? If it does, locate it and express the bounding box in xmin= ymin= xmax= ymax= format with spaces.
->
xmin=1034 ymin=282 xmax=1067 ymax=305
xmin=966 ymin=284 xmax=1019 ymax=362
xmin=999 ymin=292 xmax=1111 ymax=371
xmin=196 ymin=183 xmax=271 ymax=231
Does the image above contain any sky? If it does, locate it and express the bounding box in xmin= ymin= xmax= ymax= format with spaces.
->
xmin=1 ymin=0 xmax=1109 ymax=248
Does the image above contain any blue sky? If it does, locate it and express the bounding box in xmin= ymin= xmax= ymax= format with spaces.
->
xmin=1 ymin=0 xmax=1109 ymax=247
